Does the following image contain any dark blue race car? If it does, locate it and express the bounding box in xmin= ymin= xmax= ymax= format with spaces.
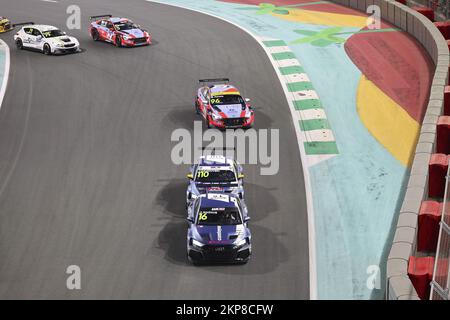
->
xmin=187 ymin=193 xmax=251 ymax=264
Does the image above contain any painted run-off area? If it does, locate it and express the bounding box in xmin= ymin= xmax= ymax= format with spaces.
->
xmin=157 ymin=0 xmax=434 ymax=299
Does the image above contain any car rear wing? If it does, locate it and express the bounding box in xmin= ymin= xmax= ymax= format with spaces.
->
xmin=12 ymin=22 xmax=34 ymax=27
xmin=199 ymin=78 xmax=230 ymax=85
xmin=89 ymin=14 xmax=112 ymax=21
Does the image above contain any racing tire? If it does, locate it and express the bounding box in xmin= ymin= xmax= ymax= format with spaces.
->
xmin=15 ymin=38 xmax=23 ymax=50
xmin=115 ymin=35 xmax=122 ymax=47
xmin=43 ymin=43 xmax=51 ymax=55
xmin=195 ymin=100 xmax=201 ymax=115
xmin=91 ymin=29 xmax=99 ymax=41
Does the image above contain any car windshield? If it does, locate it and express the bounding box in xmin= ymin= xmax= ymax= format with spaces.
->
xmin=114 ymin=22 xmax=138 ymax=31
xmin=195 ymin=168 xmax=236 ymax=183
xmin=197 ymin=207 xmax=242 ymax=225
xmin=42 ymin=30 xmax=65 ymax=38
xmin=210 ymin=95 xmax=244 ymax=105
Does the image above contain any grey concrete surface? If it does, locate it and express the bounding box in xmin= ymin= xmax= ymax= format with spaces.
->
xmin=0 ymin=0 xmax=309 ymax=299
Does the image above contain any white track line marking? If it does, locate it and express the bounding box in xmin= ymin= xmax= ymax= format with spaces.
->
xmin=266 ymin=46 xmax=291 ymax=54
xmin=292 ymin=90 xmax=319 ymax=100
xmin=0 ymin=40 xmax=10 ymax=112
xmin=145 ymin=0 xmax=318 ymax=299
xmin=284 ymin=73 xmax=310 ymax=83
xmin=299 ymin=109 xmax=327 ymax=121
xmin=276 ymin=58 xmax=302 ymax=67
xmin=305 ymin=129 xmax=335 ymax=142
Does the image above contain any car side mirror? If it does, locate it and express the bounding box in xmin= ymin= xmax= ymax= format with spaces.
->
xmin=244 ymin=217 xmax=251 ymax=222
xmin=238 ymin=173 xmax=244 ymax=180
xmin=187 ymin=217 xmax=194 ymax=223
xmin=245 ymin=98 xmax=251 ymax=103
xmin=187 ymin=173 xmax=193 ymax=180
xmin=36 ymin=35 xmax=42 ymax=41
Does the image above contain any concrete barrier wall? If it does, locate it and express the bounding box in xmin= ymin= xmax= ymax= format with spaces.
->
xmin=329 ymin=0 xmax=449 ymax=299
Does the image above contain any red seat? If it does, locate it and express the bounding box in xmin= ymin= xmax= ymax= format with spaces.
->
xmin=436 ymin=116 xmax=450 ymax=154
xmin=428 ymin=154 xmax=449 ymax=198
xmin=413 ymin=7 xmax=435 ymax=22
xmin=444 ymin=86 xmax=450 ymax=115
xmin=408 ymin=256 xmax=435 ymax=300
xmin=417 ymin=201 xmax=442 ymax=252
xmin=434 ymin=21 xmax=450 ymax=39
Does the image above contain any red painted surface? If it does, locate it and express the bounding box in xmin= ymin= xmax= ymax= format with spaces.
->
xmin=418 ymin=201 xmax=442 ymax=252
xmin=345 ymin=27 xmax=434 ymax=123
xmin=434 ymin=21 xmax=450 ymax=39
xmin=395 ymin=0 xmax=407 ymax=4
xmin=428 ymin=154 xmax=449 ymax=198
xmin=445 ymin=86 xmax=450 ymax=115
xmin=436 ymin=116 xmax=450 ymax=154
xmin=408 ymin=256 xmax=435 ymax=300
xmin=219 ymin=0 xmax=367 ymax=16
xmin=412 ymin=6 xmax=435 ymax=21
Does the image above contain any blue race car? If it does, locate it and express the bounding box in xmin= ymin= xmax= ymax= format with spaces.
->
xmin=187 ymin=193 xmax=251 ymax=264
xmin=186 ymin=155 xmax=244 ymax=208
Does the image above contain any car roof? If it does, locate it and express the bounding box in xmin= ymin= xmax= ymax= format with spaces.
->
xmin=209 ymin=84 xmax=240 ymax=97
xmin=199 ymin=193 xmax=238 ymax=208
xmin=28 ymin=25 xmax=59 ymax=31
xmin=198 ymin=155 xmax=234 ymax=167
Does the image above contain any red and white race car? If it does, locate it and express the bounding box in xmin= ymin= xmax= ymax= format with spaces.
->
xmin=89 ymin=15 xmax=151 ymax=47
xmin=195 ymin=79 xmax=254 ymax=129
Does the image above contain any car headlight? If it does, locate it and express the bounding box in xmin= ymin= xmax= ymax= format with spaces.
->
xmin=122 ymin=35 xmax=130 ymax=40
xmin=234 ymin=238 xmax=247 ymax=247
xmin=211 ymin=113 xmax=222 ymax=121
xmin=192 ymin=239 xmax=204 ymax=248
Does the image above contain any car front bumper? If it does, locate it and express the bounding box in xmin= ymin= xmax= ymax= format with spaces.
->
xmin=209 ymin=114 xmax=254 ymax=129
xmin=121 ymin=36 xmax=152 ymax=47
xmin=188 ymin=243 xmax=251 ymax=264
xmin=53 ymin=45 xmax=80 ymax=54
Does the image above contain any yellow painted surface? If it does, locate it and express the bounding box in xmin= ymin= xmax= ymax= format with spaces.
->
xmin=274 ymin=9 xmax=371 ymax=28
xmin=357 ymin=75 xmax=420 ymax=167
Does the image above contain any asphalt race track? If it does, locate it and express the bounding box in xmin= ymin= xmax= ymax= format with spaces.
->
xmin=0 ymin=0 xmax=309 ymax=299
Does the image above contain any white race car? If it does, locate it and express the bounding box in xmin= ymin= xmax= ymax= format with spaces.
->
xmin=14 ymin=23 xmax=80 ymax=55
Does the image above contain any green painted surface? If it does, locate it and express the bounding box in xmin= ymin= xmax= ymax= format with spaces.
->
xmin=299 ymin=118 xmax=330 ymax=131
xmin=287 ymin=81 xmax=314 ymax=91
xmin=293 ymin=99 xmax=322 ymax=110
xmin=263 ymin=40 xmax=286 ymax=47
xmin=304 ymin=141 xmax=339 ymax=154
xmin=279 ymin=65 xmax=304 ymax=75
xmin=271 ymin=51 xmax=296 ymax=60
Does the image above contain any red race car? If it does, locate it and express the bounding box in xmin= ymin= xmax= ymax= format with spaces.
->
xmin=89 ymin=15 xmax=151 ymax=47
xmin=195 ymin=79 xmax=254 ymax=129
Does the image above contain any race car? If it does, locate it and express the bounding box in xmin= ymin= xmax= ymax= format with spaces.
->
xmin=0 ymin=17 xmax=12 ymax=33
xmin=187 ymin=193 xmax=251 ymax=264
xmin=14 ymin=23 xmax=80 ymax=55
xmin=186 ymin=154 xmax=245 ymax=208
xmin=89 ymin=15 xmax=151 ymax=47
xmin=195 ymin=78 xmax=254 ymax=129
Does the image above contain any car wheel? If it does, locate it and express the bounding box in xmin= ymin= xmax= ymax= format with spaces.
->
xmin=115 ymin=35 xmax=122 ymax=47
xmin=16 ymin=38 xmax=23 ymax=50
xmin=195 ymin=100 xmax=201 ymax=115
xmin=91 ymin=29 xmax=99 ymax=41
xmin=43 ymin=43 xmax=51 ymax=55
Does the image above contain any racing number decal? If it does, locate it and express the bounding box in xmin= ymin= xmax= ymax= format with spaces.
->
xmin=199 ymin=213 xmax=208 ymax=221
xmin=197 ymin=171 xmax=209 ymax=178
xmin=210 ymin=98 xmax=221 ymax=104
